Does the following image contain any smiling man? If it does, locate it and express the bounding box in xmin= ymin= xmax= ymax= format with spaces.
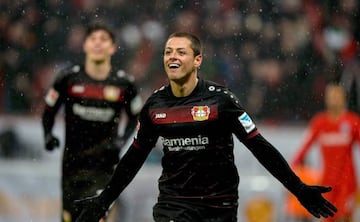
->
xmin=41 ymin=21 xmax=142 ymax=222
xmin=75 ymin=32 xmax=337 ymax=222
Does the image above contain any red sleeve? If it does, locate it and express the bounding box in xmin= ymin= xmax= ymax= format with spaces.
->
xmin=353 ymin=114 xmax=360 ymax=143
xmin=291 ymin=115 xmax=321 ymax=167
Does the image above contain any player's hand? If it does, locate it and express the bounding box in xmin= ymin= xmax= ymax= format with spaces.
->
xmin=296 ymin=184 xmax=337 ymax=218
xmin=74 ymin=195 xmax=108 ymax=222
xmin=45 ymin=134 xmax=60 ymax=151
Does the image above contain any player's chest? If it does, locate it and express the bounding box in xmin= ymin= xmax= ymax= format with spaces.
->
xmin=318 ymin=120 xmax=354 ymax=146
xmin=149 ymin=101 xmax=223 ymax=135
xmin=66 ymin=81 xmax=126 ymax=104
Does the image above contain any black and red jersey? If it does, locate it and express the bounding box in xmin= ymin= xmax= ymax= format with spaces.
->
xmin=135 ymin=79 xmax=258 ymax=199
xmin=42 ymin=65 xmax=142 ymax=171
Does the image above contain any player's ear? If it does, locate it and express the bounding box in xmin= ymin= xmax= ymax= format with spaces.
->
xmin=194 ymin=54 xmax=202 ymax=69
xmin=109 ymin=43 xmax=117 ymax=56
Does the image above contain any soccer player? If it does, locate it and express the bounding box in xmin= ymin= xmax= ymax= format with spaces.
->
xmin=291 ymin=83 xmax=360 ymax=222
xmin=41 ymin=21 xmax=142 ymax=222
xmin=75 ymin=32 xmax=337 ymax=222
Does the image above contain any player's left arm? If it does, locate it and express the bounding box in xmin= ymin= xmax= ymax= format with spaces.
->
xmin=222 ymin=90 xmax=337 ymax=219
xmin=242 ymin=134 xmax=337 ymax=218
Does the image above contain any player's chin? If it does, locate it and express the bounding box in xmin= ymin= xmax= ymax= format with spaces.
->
xmin=91 ymin=57 xmax=107 ymax=64
xmin=166 ymin=68 xmax=184 ymax=77
xmin=167 ymin=75 xmax=185 ymax=83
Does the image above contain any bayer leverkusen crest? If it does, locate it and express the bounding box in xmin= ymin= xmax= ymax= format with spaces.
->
xmin=191 ymin=106 xmax=210 ymax=121
xmin=104 ymin=86 xmax=120 ymax=102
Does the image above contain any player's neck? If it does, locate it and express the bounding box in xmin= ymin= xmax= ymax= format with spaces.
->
xmin=327 ymin=107 xmax=346 ymax=119
xmin=85 ymin=59 xmax=112 ymax=81
xmin=170 ymin=76 xmax=198 ymax=97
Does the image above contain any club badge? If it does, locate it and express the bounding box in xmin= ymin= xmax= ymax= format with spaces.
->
xmin=104 ymin=86 xmax=120 ymax=102
xmin=45 ymin=88 xmax=59 ymax=107
xmin=191 ymin=106 xmax=210 ymax=121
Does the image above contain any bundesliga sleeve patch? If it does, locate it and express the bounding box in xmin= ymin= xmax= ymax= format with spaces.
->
xmin=45 ymin=88 xmax=59 ymax=107
xmin=238 ymin=112 xmax=255 ymax=133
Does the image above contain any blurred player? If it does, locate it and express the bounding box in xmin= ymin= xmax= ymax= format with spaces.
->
xmin=41 ymin=21 xmax=142 ymax=222
xmin=75 ymin=32 xmax=336 ymax=222
xmin=292 ymin=83 xmax=360 ymax=222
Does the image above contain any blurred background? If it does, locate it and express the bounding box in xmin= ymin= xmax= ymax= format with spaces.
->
xmin=0 ymin=0 xmax=360 ymax=221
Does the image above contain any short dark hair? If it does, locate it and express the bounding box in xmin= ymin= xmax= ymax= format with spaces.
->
xmin=167 ymin=32 xmax=202 ymax=56
xmin=85 ymin=20 xmax=116 ymax=42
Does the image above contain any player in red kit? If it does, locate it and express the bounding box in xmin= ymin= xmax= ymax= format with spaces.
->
xmin=292 ymin=83 xmax=360 ymax=221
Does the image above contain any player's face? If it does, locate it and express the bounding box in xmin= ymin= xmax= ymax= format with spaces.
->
xmin=83 ymin=30 xmax=116 ymax=63
xmin=325 ymin=85 xmax=346 ymax=111
xmin=163 ymin=37 xmax=202 ymax=83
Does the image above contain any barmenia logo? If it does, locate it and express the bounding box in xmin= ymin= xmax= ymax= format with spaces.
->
xmin=162 ymin=135 xmax=209 ymax=151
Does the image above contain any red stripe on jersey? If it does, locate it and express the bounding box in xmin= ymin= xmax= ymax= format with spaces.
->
xmin=150 ymin=105 xmax=218 ymax=124
xmin=132 ymin=140 xmax=140 ymax=148
xmin=68 ymin=84 xmax=125 ymax=102
xmin=245 ymin=129 xmax=259 ymax=140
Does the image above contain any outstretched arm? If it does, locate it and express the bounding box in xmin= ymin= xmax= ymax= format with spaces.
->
xmin=243 ymin=134 xmax=337 ymax=218
xmin=75 ymin=141 xmax=152 ymax=222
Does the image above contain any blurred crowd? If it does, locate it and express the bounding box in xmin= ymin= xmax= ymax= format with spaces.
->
xmin=1 ymin=0 xmax=359 ymax=121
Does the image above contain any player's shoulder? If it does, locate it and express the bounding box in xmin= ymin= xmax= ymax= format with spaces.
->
xmin=311 ymin=112 xmax=328 ymax=122
xmin=56 ymin=64 xmax=82 ymax=79
xmin=202 ymin=79 xmax=230 ymax=94
xmin=147 ymin=84 xmax=168 ymax=101
xmin=201 ymin=79 xmax=242 ymax=103
xmin=51 ymin=64 xmax=82 ymax=85
xmin=345 ymin=110 xmax=360 ymax=121
xmin=141 ymin=84 xmax=172 ymax=109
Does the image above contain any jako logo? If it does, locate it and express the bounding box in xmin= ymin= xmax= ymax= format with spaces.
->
xmin=155 ymin=113 xmax=166 ymax=119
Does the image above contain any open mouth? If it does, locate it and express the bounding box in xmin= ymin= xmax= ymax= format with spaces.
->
xmin=168 ymin=63 xmax=180 ymax=69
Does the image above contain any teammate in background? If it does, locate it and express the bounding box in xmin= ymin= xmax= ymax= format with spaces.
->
xmin=291 ymin=83 xmax=360 ymax=222
xmin=75 ymin=32 xmax=337 ymax=222
xmin=41 ymin=21 xmax=142 ymax=222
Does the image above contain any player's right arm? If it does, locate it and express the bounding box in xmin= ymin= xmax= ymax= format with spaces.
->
xmin=291 ymin=116 xmax=320 ymax=167
xmin=41 ymin=69 xmax=68 ymax=151
xmin=75 ymin=99 xmax=159 ymax=222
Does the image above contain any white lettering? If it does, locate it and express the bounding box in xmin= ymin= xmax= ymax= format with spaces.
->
xmin=72 ymin=104 xmax=114 ymax=122
xmin=155 ymin=113 xmax=167 ymax=119
xmin=319 ymin=132 xmax=351 ymax=146
xmin=162 ymin=135 xmax=209 ymax=151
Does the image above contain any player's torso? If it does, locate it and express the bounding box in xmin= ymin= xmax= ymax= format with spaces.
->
xmin=314 ymin=113 xmax=358 ymax=185
xmin=146 ymin=81 xmax=239 ymax=197
xmin=149 ymin=84 xmax=232 ymax=153
xmin=61 ymin=68 xmax=130 ymax=144
xmin=315 ymin=112 xmax=357 ymax=151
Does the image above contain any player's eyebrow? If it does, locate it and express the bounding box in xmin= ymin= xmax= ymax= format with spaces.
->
xmin=165 ymin=47 xmax=186 ymax=50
